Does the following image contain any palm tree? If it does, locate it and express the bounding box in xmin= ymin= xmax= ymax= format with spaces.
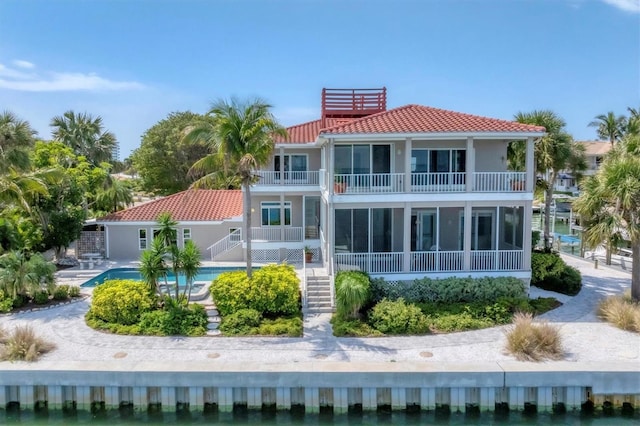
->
xmin=626 ymin=107 xmax=640 ymax=137
xmin=139 ymin=236 xmax=168 ymax=297
xmin=514 ymin=110 xmax=585 ymax=249
xmin=50 ymin=111 xmax=117 ymax=166
xmin=0 ymin=251 xmax=55 ymax=300
xmin=179 ymin=240 xmax=201 ymax=302
xmin=574 ymin=134 xmax=640 ymax=300
xmin=185 ymin=98 xmax=287 ymax=278
xmin=95 ymin=177 xmax=133 ymax=213
xmin=589 ymin=112 xmax=626 ymax=147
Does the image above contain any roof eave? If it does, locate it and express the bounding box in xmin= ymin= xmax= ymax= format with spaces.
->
xmin=317 ymin=131 xmax=546 ymax=141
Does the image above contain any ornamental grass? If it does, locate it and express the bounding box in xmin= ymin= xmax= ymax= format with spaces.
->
xmin=597 ymin=291 xmax=640 ymax=333
xmin=0 ymin=325 xmax=56 ymax=362
xmin=504 ymin=313 xmax=564 ymax=362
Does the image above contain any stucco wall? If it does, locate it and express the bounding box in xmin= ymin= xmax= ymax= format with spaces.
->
xmin=250 ymin=195 xmax=304 ymax=227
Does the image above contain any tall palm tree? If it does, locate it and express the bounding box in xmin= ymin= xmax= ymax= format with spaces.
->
xmin=50 ymin=111 xmax=117 ymax=166
xmin=589 ymin=112 xmax=626 ymax=147
xmin=514 ymin=110 xmax=585 ymax=249
xmin=185 ymin=98 xmax=287 ymax=278
xmin=0 ymin=112 xmax=49 ymax=212
xmin=574 ymin=134 xmax=640 ymax=300
xmin=626 ymin=107 xmax=640 ymax=137
xmin=139 ymin=236 xmax=168 ymax=297
xmin=95 ymin=177 xmax=133 ymax=213
xmin=179 ymin=240 xmax=201 ymax=302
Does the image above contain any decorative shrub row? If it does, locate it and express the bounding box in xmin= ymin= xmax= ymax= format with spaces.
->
xmin=370 ymin=276 xmax=527 ymax=304
xmin=85 ymin=279 xmax=207 ymax=336
xmin=0 ymin=285 xmax=81 ymax=313
xmin=219 ymin=308 xmax=302 ymax=336
xmin=210 ymin=264 xmax=300 ymax=317
xmin=531 ymin=251 xmax=582 ymax=295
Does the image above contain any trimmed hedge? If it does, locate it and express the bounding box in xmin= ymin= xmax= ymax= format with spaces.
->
xmin=368 ymin=298 xmax=429 ymax=334
xmin=371 ymin=276 xmax=526 ymax=304
xmin=210 ymin=264 xmax=300 ymax=316
xmin=531 ymin=252 xmax=582 ymax=295
xmin=88 ymin=279 xmax=154 ymax=325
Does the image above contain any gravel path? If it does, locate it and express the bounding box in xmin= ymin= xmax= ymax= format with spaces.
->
xmin=1 ymin=255 xmax=638 ymax=366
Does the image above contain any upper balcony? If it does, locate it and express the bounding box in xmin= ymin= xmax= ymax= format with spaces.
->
xmin=252 ymin=170 xmax=323 ymax=192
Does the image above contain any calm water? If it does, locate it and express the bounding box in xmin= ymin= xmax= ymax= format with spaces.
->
xmin=1 ymin=407 xmax=638 ymax=425
xmin=80 ymin=267 xmax=245 ymax=288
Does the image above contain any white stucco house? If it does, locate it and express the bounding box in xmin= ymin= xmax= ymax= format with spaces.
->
xmin=98 ymin=88 xmax=545 ymax=287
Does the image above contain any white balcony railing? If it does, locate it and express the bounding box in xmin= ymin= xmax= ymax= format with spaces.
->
xmin=207 ymin=228 xmax=242 ymax=261
xmin=335 ymin=252 xmax=404 ymax=273
xmin=410 ymin=172 xmax=466 ymax=193
xmin=334 ymin=173 xmax=404 ymax=194
xmin=334 ymin=250 xmax=525 ymax=274
xmin=471 ymin=250 xmax=524 ymax=271
xmin=250 ymin=227 xmax=303 ymax=242
xmin=473 ymin=172 xmax=526 ymax=192
xmin=410 ymin=251 xmax=464 ymax=272
xmin=254 ymin=171 xmax=320 ymax=186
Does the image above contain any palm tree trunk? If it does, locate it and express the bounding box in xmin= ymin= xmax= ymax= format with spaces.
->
xmin=543 ymin=185 xmax=554 ymax=250
xmin=632 ymin=241 xmax=640 ymax=301
xmin=244 ymin=182 xmax=252 ymax=279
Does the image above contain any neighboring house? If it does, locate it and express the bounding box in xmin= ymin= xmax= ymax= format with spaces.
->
xmin=553 ymin=140 xmax=611 ymax=193
xmin=97 ymin=190 xmax=243 ymax=260
xmin=97 ymin=88 xmax=545 ymax=286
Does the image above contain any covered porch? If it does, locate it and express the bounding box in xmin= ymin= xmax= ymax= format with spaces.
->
xmin=331 ymin=204 xmax=530 ymax=275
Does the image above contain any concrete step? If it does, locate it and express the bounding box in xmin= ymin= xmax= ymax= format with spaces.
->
xmin=307 ymin=302 xmax=332 ymax=308
xmin=207 ymin=316 xmax=221 ymax=323
xmin=206 ymin=309 xmax=219 ymax=317
xmin=305 ymin=306 xmax=334 ymax=314
xmin=206 ymin=329 xmax=221 ymax=336
xmin=207 ymin=322 xmax=220 ymax=330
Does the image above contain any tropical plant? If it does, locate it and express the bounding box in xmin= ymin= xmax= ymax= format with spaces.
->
xmin=139 ymin=236 xmax=168 ymax=296
xmin=513 ymin=110 xmax=585 ymax=248
xmin=0 ymin=325 xmax=56 ymax=362
xmin=574 ymin=134 xmax=640 ymax=300
xmin=589 ymin=111 xmax=626 ymax=147
xmin=185 ymin=98 xmax=287 ymax=277
xmin=335 ymin=271 xmax=371 ymax=318
xmin=0 ymin=251 xmax=56 ymax=300
xmin=94 ymin=177 xmax=133 ymax=213
xmin=50 ymin=110 xmax=117 ymax=166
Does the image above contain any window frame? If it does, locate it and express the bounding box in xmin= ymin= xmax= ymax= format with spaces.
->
xmin=261 ymin=201 xmax=292 ymax=227
xmin=138 ymin=228 xmax=147 ymax=250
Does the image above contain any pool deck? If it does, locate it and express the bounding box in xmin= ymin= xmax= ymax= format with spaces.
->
xmin=0 ymin=254 xmax=637 ymax=376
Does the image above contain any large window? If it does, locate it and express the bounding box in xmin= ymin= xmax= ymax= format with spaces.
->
xmin=334 ymin=208 xmax=392 ymax=253
xmin=261 ymin=201 xmax=292 ymax=226
xmin=411 ymin=149 xmax=465 ymax=186
xmin=334 ymin=144 xmax=391 ymax=175
xmin=275 ymin=154 xmax=307 ymax=180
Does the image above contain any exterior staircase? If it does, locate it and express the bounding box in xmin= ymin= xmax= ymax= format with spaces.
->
xmin=195 ymin=300 xmax=221 ymax=336
xmin=305 ymin=274 xmax=334 ymax=314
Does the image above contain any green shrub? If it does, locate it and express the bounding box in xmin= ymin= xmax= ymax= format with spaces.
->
xmin=371 ymin=276 xmax=526 ymax=304
xmin=137 ymin=310 xmax=168 ymax=335
xmin=0 ymin=290 xmax=13 ymax=313
xmin=335 ymin=271 xmax=371 ymax=318
xmin=53 ymin=285 xmax=70 ymax=301
xmin=529 ymin=297 xmax=562 ymax=314
xmin=88 ymin=279 xmax=154 ymax=325
xmin=429 ymin=312 xmax=493 ymax=333
xmin=85 ymin=314 xmax=142 ymax=335
xmin=368 ymin=298 xmax=430 ymax=334
xmin=12 ymin=293 xmax=28 ymax=308
xmin=33 ymin=290 xmax=50 ymax=305
xmin=331 ymin=314 xmax=383 ymax=337
xmin=211 ymin=264 xmax=300 ymax=316
xmin=161 ymin=304 xmax=208 ymax=336
xmin=531 ymin=252 xmax=582 ymax=295
xmin=220 ymin=309 xmax=262 ymax=334
xmin=256 ymin=317 xmax=302 ymax=337
xmin=69 ymin=286 xmax=81 ymax=297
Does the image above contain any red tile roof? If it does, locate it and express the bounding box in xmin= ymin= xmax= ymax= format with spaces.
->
xmin=275 ymin=119 xmax=322 ymax=144
xmin=321 ymin=104 xmax=546 ymax=135
xmin=99 ymin=190 xmax=243 ymax=222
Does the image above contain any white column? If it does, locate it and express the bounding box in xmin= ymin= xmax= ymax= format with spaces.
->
xmin=537 ymin=387 xmax=553 ymax=413
xmin=280 ymin=193 xmax=285 ymax=242
xmin=403 ymin=203 xmax=411 ymax=272
xmin=161 ymin=387 xmax=176 ymax=412
xmin=247 ymin=387 xmax=262 ymax=409
xmin=279 ymin=146 xmax=285 ymax=187
xmin=464 ymin=202 xmax=472 ymax=270
xmin=76 ymin=386 xmax=91 ymax=410
xmin=466 ymin=137 xmax=475 ymax=192
xmin=104 ymin=386 xmax=119 ymax=409
xmin=509 ymin=387 xmax=525 ymax=411
xmin=391 ymin=388 xmax=406 ymax=410
xmin=525 ymin=137 xmax=535 ymax=192
xmin=480 ymin=387 xmax=495 ymax=412
xmin=420 ymin=388 xmax=435 ymax=410
xmin=404 ymin=137 xmax=412 ymax=193
xmin=523 ymin=202 xmax=533 ymax=286
xmin=450 ymin=387 xmax=465 ymax=413
xmin=19 ymin=385 xmax=34 ymax=409
xmin=329 ymin=140 xmax=335 ymax=196
xmin=48 ymin=386 xmax=63 ymax=410
xmin=565 ymin=387 xmax=583 ymax=411
xmin=189 ymin=387 xmax=203 ymax=411
xmin=362 ymin=388 xmax=377 ymax=411
xmin=133 ymin=387 xmax=148 ymax=410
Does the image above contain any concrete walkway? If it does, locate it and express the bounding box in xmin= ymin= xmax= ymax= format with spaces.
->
xmin=0 ymin=255 xmax=638 ymax=367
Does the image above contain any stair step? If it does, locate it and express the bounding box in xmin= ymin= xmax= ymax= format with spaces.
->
xmin=207 ymin=316 xmax=221 ymax=323
xmin=305 ymin=307 xmax=334 ymax=314
xmin=206 ymin=329 xmax=221 ymax=336
xmin=207 ymin=322 xmax=220 ymax=330
xmin=206 ymin=309 xmax=219 ymax=317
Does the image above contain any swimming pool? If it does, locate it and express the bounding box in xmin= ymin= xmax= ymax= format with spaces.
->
xmin=80 ymin=267 xmax=245 ymax=288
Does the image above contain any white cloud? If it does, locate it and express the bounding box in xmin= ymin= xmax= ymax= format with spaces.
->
xmin=12 ymin=59 xmax=34 ymax=69
xmin=0 ymin=61 xmax=145 ymax=92
xmin=602 ymin=0 xmax=640 ymax=13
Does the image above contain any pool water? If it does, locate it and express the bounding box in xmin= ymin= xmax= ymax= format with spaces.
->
xmin=80 ymin=267 xmax=244 ymax=288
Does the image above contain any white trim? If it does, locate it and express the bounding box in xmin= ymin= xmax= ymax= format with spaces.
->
xmin=318 ymin=131 xmax=545 ymax=144
xmin=138 ymin=228 xmax=147 ymax=251
xmin=274 ymin=143 xmax=316 ymax=149
xmin=260 ymin=201 xmax=292 ymax=227
xmin=182 ymin=228 xmax=192 ymax=247
xmin=98 ymin=219 xmax=242 ymax=226
xmin=369 ymin=270 xmax=532 ymax=281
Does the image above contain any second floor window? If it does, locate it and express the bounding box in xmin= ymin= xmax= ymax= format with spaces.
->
xmin=261 ymin=201 xmax=292 ymax=226
xmin=275 ymin=154 xmax=308 ymax=176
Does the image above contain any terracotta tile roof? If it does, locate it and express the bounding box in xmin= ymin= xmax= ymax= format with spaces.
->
xmin=275 ymin=119 xmax=322 ymax=144
xmin=321 ymin=104 xmax=546 ymax=135
xmin=99 ymin=190 xmax=243 ymax=222
xmin=577 ymin=140 xmax=612 ymax=156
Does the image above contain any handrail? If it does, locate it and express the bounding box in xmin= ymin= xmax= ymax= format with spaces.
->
xmin=207 ymin=228 xmax=242 ymax=261
xmin=302 ymin=248 xmax=307 ymax=308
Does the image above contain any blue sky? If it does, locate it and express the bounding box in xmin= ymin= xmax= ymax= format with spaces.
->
xmin=1 ymin=0 xmax=638 ymax=159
